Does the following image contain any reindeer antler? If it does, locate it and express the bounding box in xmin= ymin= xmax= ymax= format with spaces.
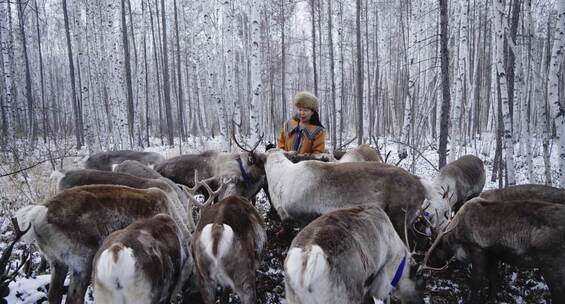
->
xmin=231 ymin=120 xmax=264 ymax=153
xmin=181 ymin=170 xmax=231 ymax=232
xmin=421 ymin=207 xmax=457 ymax=272
xmin=0 ymin=218 xmax=31 ymax=288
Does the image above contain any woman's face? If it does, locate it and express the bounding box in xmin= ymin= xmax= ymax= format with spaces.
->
xmin=295 ymin=106 xmax=314 ymax=123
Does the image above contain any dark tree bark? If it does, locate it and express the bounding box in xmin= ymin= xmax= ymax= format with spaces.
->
xmin=150 ymin=0 xmax=164 ymax=145
xmin=505 ymin=0 xmax=522 ymax=125
xmin=160 ymin=0 xmax=174 ymax=145
xmin=310 ymin=0 xmax=318 ymax=96
xmin=121 ymin=0 xmax=135 ymax=147
xmin=142 ymin=0 xmax=150 ymax=147
xmin=173 ymin=0 xmax=185 ymax=141
xmin=327 ymin=0 xmax=336 ymax=149
xmin=17 ymin=0 xmax=36 ymax=141
xmin=280 ymin=0 xmax=287 ymax=124
xmin=355 ymin=0 xmax=364 ymax=145
xmin=438 ymin=0 xmax=451 ymax=169
xmin=62 ymin=0 xmax=82 ymax=148
xmin=34 ymin=0 xmax=47 ymax=144
xmin=0 ymin=12 xmax=8 ymax=144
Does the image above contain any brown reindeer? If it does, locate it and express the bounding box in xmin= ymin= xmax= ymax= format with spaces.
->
xmin=112 ymin=159 xmax=163 ymax=179
xmin=285 ymin=205 xmax=424 ymax=304
xmin=480 ymin=184 xmax=565 ymax=204
xmin=191 ymin=196 xmax=266 ymax=304
xmin=49 ymin=168 xmax=199 ymax=231
xmin=83 ymin=150 xmax=165 ymax=171
xmin=155 ymin=150 xmax=266 ymax=201
xmin=430 ymin=197 xmax=565 ymax=303
xmin=425 ymin=155 xmax=485 ymax=229
xmin=92 ymin=214 xmax=191 ymax=304
xmin=14 ymin=184 xmax=206 ymax=304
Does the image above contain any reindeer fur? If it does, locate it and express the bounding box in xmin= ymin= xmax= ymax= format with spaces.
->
xmin=285 ymin=206 xmax=423 ymax=304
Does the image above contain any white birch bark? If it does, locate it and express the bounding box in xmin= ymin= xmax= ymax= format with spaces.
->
xmin=399 ymin=1 xmax=418 ymax=159
xmin=524 ymin=0 xmax=534 ymax=182
xmin=249 ymin=0 xmax=261 ymax=140
xmin=493 ymin=0 xmax=516 ymax=185
xmin=548 ymin=0 xmax=565 ymax=187
xmin=450 ymin=0 xmax=468 ymax=161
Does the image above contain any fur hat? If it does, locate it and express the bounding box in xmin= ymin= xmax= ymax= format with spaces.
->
xmin=293 ymin=91 xmax=319 ymax=112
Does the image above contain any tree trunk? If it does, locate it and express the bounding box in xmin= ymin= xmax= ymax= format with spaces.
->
xmin=173 ymin=0 xmax=185 ymax=141
xmin=327 ymin=0 xmax=337 ymax=149
xmin=34 ymin=0 xmax=47 ymax=144
xmin=0 ymin=5 xmax=10 ymax=144
xmin=311 ymin=0 xmax=318 ymax=96
xmin=62 ymin=0 xmax=82 ymax=149
xmin=17 ymin=0 xmax=36 ymax=142
xmin=548 ymin=0 xmax=565 ymax=186
xmin=121 ymin=0 xmax=135 ymax=147
xmin=160 ymin=0 xmax=174 ymax=145
xmin=438 ymin=0 xmax=452 ymax=169
xmin=142 ymin=0 xmax=150 ymax=147
xmin=355 ymin=0 xmax=364 ymax=145
xmin=249 ymin=0 xmax=262 ymax=138
xmin=281 ymin=0 xmax=287 ymax=124
xmin=493 ymin=0 xmax=516 ymax=185
xmin=450 ymin=0 xmax=469 ymax=160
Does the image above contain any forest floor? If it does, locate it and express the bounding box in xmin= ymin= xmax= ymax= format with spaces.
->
xmin=1 ymin=134 xmax=558 ymax=303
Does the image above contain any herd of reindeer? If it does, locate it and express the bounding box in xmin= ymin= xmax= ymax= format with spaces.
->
xmin=3 ymin=138 xmax=565 ymax=304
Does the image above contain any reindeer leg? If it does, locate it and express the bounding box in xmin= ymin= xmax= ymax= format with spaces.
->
xmin=196 ymin=278 xmax=216 ymax=304
xmin=540 ymin=264 xmax=565 ymax=304
xmin=65 ymin=263 xmax=92 ymax=304
xmin=48 ymin=260 xmax=68 ymax=304
xmin=469 ymin=247 xmax=487 ymax=303
xmin=486 ymin=256 xmax=499 ymax=300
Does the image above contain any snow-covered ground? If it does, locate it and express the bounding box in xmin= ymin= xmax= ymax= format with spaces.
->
xmin=0 ymin=135 xmax=558 ymax=303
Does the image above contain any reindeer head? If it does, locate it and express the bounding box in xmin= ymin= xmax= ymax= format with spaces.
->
xmin=420 ymin=184 xmax=455 ymax=233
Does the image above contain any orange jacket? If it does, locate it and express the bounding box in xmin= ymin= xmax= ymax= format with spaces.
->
xmin=277 ymin=119 xmax=326 ymax=154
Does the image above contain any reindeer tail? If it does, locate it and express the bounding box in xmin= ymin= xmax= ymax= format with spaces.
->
xmin=15 ymin=204 xmax=47 ymax=244
xmin=94 ymin=243 xmax=143 ymax=301
xmin=201 ymin=223 xmax=234 ymax=266
xmin=285 ymin=245 xmax=331 ymax=303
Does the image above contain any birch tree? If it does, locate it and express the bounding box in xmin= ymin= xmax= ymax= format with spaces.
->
xmin=438 ymin=0 xmax=452 ymax=169
xmin=493 ymin=0 xmax=516 ymax=185
xmin=249 ymin=0 xmax=262 ymax=138
xmin=450 ymin=0 xmax=469 ymax=161
xmin=548 ymin=0 xmax=565 ymax=186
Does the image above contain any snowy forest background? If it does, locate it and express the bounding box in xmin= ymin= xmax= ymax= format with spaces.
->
xmin=0 ymin=0 xmax=564 ymax=302
xmin=0 ymin=0 xmax=564 ymax=186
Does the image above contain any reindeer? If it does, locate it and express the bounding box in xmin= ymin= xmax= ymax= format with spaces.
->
xmin=285 ymin=205 xmax=424 ymax=304
xmin=191 ymin=196 xmax=266 ymax=304
xmin=265 ymin=149 xmax=431 ymax=241
xmin=425 ymin=155 xmax=485 ymax=228
xmin=426 ymin=197 xmax=565 ymax=303
xmin=92 ymin=214 xmax=191 ymax=304
xmin=49 ymin=169 xmax=199 ymax=230
xmin=155 ymin=147 xmax=266 ymax=201
xmin=14 ymin=180 xmax=222 ymax=304
xmin=336 ymin=144 xmax=383 ymax=163
xmin=480 ymin=184 xmax=565 ymax=204
xmin=112 ymin=159 xmax=163 ymax=179
xmin=83 ymin=150 xmax=165 ymax=171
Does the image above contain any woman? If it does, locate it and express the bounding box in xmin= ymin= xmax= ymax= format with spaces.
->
xmin=277 ymin=91 xmax=326 ymax=155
